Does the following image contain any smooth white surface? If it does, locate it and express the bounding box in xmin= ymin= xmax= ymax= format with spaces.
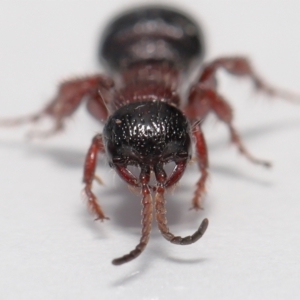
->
xmin=1 ymin=1 xmax=300 ymax=299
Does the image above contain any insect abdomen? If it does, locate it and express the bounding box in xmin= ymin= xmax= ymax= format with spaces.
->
xmin=100 ymin=6 xmax=204 ymax=71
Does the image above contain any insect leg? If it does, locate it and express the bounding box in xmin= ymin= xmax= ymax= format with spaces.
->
xmin=154 ymin=163 xmax=208 ymax=244
xmin=185 ymin=57 xmax=275 ymax=167
xmin=191 ymin=125 xmax=209 ymax=210
xmin=83 ymin=134 xmax=108 ymax=221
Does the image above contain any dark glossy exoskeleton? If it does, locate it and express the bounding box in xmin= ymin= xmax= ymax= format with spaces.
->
xmin=103 ymin=101 xmax=192 ymax=168
xmin=1 ymin=6 xmax=299 ymax=265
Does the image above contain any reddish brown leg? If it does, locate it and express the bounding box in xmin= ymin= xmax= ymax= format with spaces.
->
xmin=212 ymin=91 xmax=272 ymax=167
xmin=154 ymin=164 xmax=209 ymax=245
xmin=0 ymin=74 xmax=114 ymax=137
xmin=192 ymin=126 xmax=209 ymax=210
xmin=185 ymin=56 xmax=282 ymax=167
xmin=112 ymin=166 xmax=153 ymax=265
xmin=114 ymin=165 xmax=139 ymax=187
xmin=198 ymin=57 xmax=300 ymax=101
xmin=83 ymin=134 xmax=108 ymax=221
xmin=165 ymin=160 xmax=188 ymax=188
xmin=155 ymin=186 xmax=208 ymax=245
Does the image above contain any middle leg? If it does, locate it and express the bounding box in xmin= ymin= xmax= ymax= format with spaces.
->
xmin=192 ymin=125 xmax=209 ymax=210
xmin=184 ymin=57 xmax=281 ymax=167
xmin=154 ymin=163 xmax=209 ymax=245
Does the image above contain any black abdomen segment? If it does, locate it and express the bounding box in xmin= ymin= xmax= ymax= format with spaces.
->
xmin=100 ymin=6 xmax=205 ymax=71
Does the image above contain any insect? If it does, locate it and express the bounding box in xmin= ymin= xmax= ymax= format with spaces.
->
xmin=1 ymin=6 xmax=299 ymax=265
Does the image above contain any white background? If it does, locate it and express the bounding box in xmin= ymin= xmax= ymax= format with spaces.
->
xmin=1 ymin=1 xmax=300 ymax=299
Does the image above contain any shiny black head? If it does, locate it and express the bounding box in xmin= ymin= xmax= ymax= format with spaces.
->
xmin=103 ymin=101 xmax=192 ymax=168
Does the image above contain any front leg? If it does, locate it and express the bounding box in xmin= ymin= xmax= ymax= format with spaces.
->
xmin=83 ymin=134 xmax=108 ymax=221
xmin=184 ymin=56 xmax=299 ymax=167
xmin=0 ymin=74 xmax=114 ymax=137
